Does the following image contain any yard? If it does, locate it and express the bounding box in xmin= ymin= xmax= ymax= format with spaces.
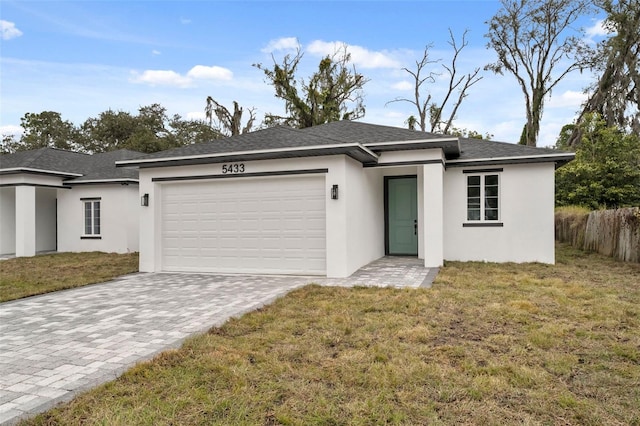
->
xmin=0 ymin=252 xmax=138 ymax=302
xmin=18 ymin=244 xmax=640 ymax=425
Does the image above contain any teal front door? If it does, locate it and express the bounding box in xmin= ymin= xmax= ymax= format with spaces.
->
xmin=386 ymin=176 xmax=418 ymax=255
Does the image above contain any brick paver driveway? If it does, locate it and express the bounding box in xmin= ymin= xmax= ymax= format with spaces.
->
xmin=0 ymin=259 xmax=435 ymax=425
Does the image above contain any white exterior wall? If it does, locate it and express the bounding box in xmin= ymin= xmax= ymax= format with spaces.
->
xmin=377 ymin=149 xmax=444 ymax=164
xmin=57 ymin=184 xmax=140 ymax=254
xmin=15 ymin=186 xmax=36 ymax=257
xmin=36 ymin=188 xmax=57 ymax=252
xmin=0 ymin=187 xmax=16 ymax=255
xmin=443 ymin=162 xmax=556 ymax=263
xmin=345 ymin=158 xmax=384 ymax=276
xmin=0 ymin=174 xmax=66 ymax=256
xmin=139 ymin=155 xmax=388 ymax=278
xmin=422 ymin=161 xmax=445 ymax=267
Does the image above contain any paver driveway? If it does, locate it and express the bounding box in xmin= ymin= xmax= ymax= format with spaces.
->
xmin=0 ymin=273 xmax=310 ymax=424
xmin=0 ymin=258 xmax=435 ymax=425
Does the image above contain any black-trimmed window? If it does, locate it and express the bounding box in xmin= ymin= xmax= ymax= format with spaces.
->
xmin=467 ymin=174 xmax=499 ymax=221
xmin=83 ymin=199 xmax=101 ymax=235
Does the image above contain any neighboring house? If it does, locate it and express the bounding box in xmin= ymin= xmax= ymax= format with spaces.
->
xmin=115 ymin=121 xmax=574 ymax=278
xmin=0 ymin=148 xmax=145 ymax=257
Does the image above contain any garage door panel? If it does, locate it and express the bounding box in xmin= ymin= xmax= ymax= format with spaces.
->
xmin=161 ymin=175 xmax=326 ymax=275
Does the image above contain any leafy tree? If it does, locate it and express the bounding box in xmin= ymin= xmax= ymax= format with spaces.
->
xmin=169 ymin=115 xmax=221 ymax=146
xmin=389 ymin=30 xmax=483 ymax=134
xmin=0 ymin=134 xmax=20 ymax=154
xmin=449 ymin=127 xmax=494 ymax=140
xmin=555 ymin=114 xmax=640 ymax=209
xmin=485 ymin=0 xmax=592 ymax=146
xmin=204 ymin=98 xmax=256 ymax=136
xmin=79 ymin=104 xmax=218 ymax=153
xmin=569 ymin=0 xmax=640 ymax=146
xmin=18 ymin=111 xmax=80 ymax=151
xmin=79 ymin=109 xmax=140 ymax=153
xmin=254 ymin=45 xmax=368 ymax=128
xmin=5 ymin=104 xmax=219 ymax=155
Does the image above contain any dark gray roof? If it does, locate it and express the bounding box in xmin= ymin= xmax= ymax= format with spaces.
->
xmin=0 ymin=147 xmax=89 ymax=175
xmin=66 ymin=150 xmax=147 ymax=182
xmin=301 ymin=120 xmax=452 ymax=144
xmin=130 ymin=125 xmax=361 ymax=160
xmin=0 ymin=148 xmax=145 ymax=183
xmin=115 ymin=120 xmax=573 ymax=168
xmin=448 ymin=138 xmax=573 ymax=167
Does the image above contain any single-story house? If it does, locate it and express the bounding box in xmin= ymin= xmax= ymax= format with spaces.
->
xmin=113 ymin=121 xmax=574 ymax=278
xmin=0 ymin=148 xmax=145 ymax=257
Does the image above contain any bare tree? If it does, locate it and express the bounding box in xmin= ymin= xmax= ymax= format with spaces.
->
xmin=387 ymin=30 xmax=482 ymax=133
xmin=388 ymin=44 xmax=437 ymax=132
xmin=204 ymin=98 xmax=256 ymax=136
xmin=485 ymin=0 xmax=592 ymax=146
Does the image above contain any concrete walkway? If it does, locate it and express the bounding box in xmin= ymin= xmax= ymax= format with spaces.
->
xmin=0 ymin=258 xmax=436 ymax=425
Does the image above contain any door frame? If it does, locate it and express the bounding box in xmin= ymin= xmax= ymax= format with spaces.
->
xmin=384 ymin=175 xmax=418 ymax=256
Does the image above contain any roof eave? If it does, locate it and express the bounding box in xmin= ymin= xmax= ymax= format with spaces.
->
xmin=116 ymin=144 xmax=379 ymax=168
xmin=63 ymin=178 xmax=139 ymax=185
xmin=0 ymin=168 xmax=84 ymax=178
xmin=445 ymin=153 xmax=576 ymax=168
xmin=364 ymin=138 xmax=461 ymax=158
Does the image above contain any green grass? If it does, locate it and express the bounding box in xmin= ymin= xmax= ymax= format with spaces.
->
xmin=0 ymin=252 xmax=139 ymax=302
xmin=21 ymin=244 xmax=640 ymax=425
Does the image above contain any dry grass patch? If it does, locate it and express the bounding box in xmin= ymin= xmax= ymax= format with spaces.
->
xmin=0 ymin=252 xmax=138 ymax=302
xmin=23 ymin=244 xmax=639 ymax=425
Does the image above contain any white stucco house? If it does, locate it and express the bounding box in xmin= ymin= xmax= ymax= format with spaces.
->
xmin=0 ymin=148 xmax=145 ymax=257
xmin=111 ymin=121 xmax=574 ymax=278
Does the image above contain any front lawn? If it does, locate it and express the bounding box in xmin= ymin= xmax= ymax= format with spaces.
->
xmin=23 ymin=245 xmax=640 ymax=425
xmin=0 ymin=252 xmax=139 ymax=302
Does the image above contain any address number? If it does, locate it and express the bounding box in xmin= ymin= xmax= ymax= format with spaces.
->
xmin=221 ymin=163 xmax=245 ymax=174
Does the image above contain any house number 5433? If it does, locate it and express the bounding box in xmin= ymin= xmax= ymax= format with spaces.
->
xmin=221 ymin=163 xmax=245 ymax=174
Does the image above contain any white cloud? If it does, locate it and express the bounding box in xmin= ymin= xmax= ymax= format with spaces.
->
xmin=547 ymin=90 xmax=588 ymax=109
xmin=152 ymin=49 xmax=161 ymax=56
xmin=307 ymin=40 xmax=400 ymax=69
xmin=130 ymin=65 xmax=233 ymax=88
xmin=586 ymin=19 xmax=609 ymax=38
xmin=130 ymin=70 xmax=192 ymax=87
xmin=1 ymin=20 xmax=23 ymax=40
xmin=391 ymin=81 xmax=413 ymax=91
xmin=0 ymin=125 xmax=23 ymax=136
xmin=180 ymin=17 xmax=191 ymax=25
xmin=187 ymin=65 xmax=233 ymax=81
xmin=261 ymin=37 xmax=299 ymax=53
xmin=187 ymin=111 xmax=207 ymax=121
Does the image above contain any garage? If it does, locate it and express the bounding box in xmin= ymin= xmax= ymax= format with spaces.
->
xmin=160 ymin=174 xmax=326 ymax=275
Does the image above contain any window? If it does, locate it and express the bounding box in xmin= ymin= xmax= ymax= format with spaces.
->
xmin=467 ymin=174 xmax=499 ymax=221
xmin=83 ymin=199 xmax=101 ymax=235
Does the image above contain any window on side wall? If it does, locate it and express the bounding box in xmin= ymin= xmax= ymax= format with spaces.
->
xmin=83 ymin=199 xmax=101 ymax=236
xmin=466 ymin=173 xmax=500 ymax=223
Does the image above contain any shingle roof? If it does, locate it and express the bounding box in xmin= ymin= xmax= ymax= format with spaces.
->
xmin=457 ymin=137 xmax=560 ymax=160
xmin=133 ymin=125 xmax=350 ymax=160
xmin=301 ymin=120 xmax=452 ymax=144
xmin=0 ymin=148 xmax=145 ymax=182
xmin=117 ymin=120 xmax=572 ymax=168
xmin=66 ymin=150 xmax=147 ymax=182
xmin=0 ymin=147 xmax=90 ymax=175
xmin=132 ymin=121 xmax=455 ymax=160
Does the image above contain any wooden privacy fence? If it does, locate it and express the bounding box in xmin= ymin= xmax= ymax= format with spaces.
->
xmin=555 ymin=207 xmax=640 ymax=263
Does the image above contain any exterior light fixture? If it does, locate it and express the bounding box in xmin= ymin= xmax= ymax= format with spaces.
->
xmin=331 ymin=184 xmax=339 ymax=200
xmin=141 ymin=193 xmax=149 ymax=207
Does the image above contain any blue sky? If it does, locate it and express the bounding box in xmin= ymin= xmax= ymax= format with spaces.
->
xmin=1 ymin=1 xmax=606 ymax=146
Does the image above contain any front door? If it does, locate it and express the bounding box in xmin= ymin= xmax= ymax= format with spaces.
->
xmin=385 ymin=176 xmax=418 ymax=255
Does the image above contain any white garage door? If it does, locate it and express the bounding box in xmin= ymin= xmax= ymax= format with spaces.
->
xmin=160 ymin=175 xmax=326 ymax=275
